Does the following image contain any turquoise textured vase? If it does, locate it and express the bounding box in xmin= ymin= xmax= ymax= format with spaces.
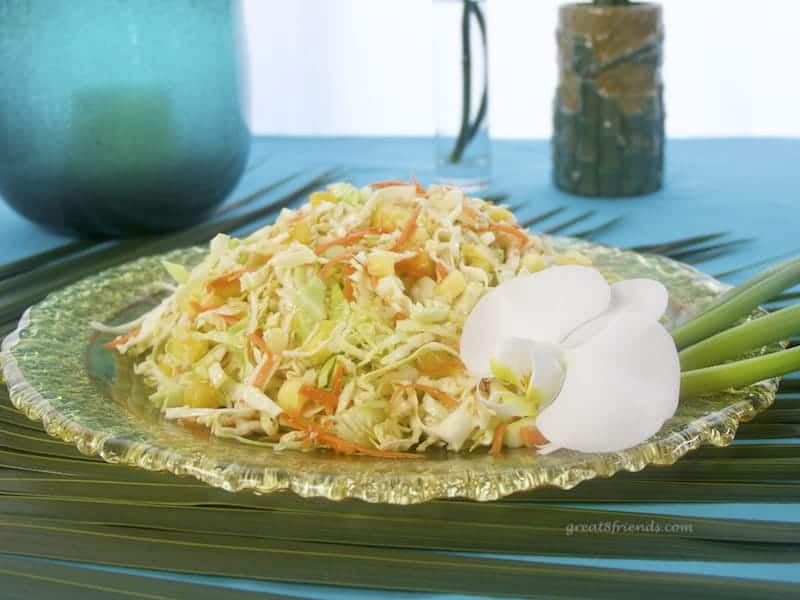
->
xmin=0 ymin=0 xmax=250 ymax=237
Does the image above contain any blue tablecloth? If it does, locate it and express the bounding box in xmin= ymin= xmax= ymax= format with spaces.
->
xmin=2 ymin=136 xmax=799 ymax=598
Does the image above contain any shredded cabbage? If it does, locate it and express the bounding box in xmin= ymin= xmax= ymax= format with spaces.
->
xmin=100 ymin=181 xmax=590 ymax=456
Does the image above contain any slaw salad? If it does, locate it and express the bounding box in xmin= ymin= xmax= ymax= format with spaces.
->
xmin=100 ymin=181 xmax=592 ymax=458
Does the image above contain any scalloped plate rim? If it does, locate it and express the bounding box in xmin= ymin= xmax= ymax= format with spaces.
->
xmin=0 ymin=237 xmax=778 ymax=504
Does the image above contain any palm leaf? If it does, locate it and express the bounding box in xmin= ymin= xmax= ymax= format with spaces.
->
xmin=571 ymin=215 xmax=625 ymax=239
xmin=770 ymin=292 xmax=800 ymax=304
xmin=519 ymin=206 xmax=567 ymax=228
xmin=687 ymin=443 xmax=800 ymax=460
xmin=0 ymin=170 xmax=336 ymax=325
xmin=666 ymin=238 xmax=753 ymax=263
xmin=0 ymin=240 xmax=100 ymax=282
xmin=1 ymin=496 xmax=799 ymax=564
xmin=736 ymin=424 xmax=800 ymax=439
xmin=780 ymin=378 xmax=800 ymax=393
xmin=0 ymin=554 xmax=298 ymax=600
xmin=506 ymin=480 xmax=800 ymax=503
xmin=0 ymin=178 xmax=792 ymax=594
xmin=752 ymin=409 xmax=800 ymax=424
xmin=0 ymin=168 xmax=304 ymax=284
xmin=631 ymin=232 xmax=729 ymax=255
xmin=213 ymin=169 xmax=305 ymax=216
xmin=544 ymin=210 xmax=596 ymax=234
xmin=2 ymin=515 xmax=798 ymax=599
xmin=714 ymin=250 xmax=800 ymax=280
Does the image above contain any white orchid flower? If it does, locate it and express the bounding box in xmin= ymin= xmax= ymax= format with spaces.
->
xmin=460 ymin=265 xmax=680 ymax=454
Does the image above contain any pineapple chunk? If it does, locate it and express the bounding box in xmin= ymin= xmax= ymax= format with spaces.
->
xmin=463 ymin=244 xmax=495 ymax=273
xmin=372 ymin=204 xmax=410 ymax=231
xmin=367 ymin=251 xmax=396 ymax=278
xmin=396 ymin=252 xmax=435 ymax=279
xmin=184 ymin=380 xmax=222 ymax=408
xmin=166 ymin=332 xmax=209 ymax=365
xmin=488 ymin=206 xmax=515 ymax=223
xmin=434 ymin=270 xmax=466 ymax=301
xmin=522 ymin=252 xmax=547 ymax=273
xmin=277 ymin=378 xmax=307 ymax=415
xmin=290 ymin=220 xmax=313 ymax=245
xmin=310 ymin=191 xmax=336 ymax=206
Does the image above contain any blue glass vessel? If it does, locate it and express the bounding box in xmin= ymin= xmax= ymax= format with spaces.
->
xmin=0 ymin=0 xmax=250 ymax=237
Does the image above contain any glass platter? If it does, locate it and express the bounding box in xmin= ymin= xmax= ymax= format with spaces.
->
xmin=0 ymin=237 xmax=778 ymax=504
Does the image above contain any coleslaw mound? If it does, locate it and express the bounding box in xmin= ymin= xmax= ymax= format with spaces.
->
xmin=102 ymin=181 xmax=591 ymax=457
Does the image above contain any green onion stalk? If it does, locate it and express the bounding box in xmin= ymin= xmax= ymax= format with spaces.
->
xmin=449 ymin=0 xmax=488 ymax=164
xmin=676 ymin=257 xmax=800 ymax=398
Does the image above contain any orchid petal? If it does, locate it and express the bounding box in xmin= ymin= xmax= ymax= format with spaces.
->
xmin=529 ymin=342 xmax=566 ymax=408
xmin=562 ymin=279 xmax=669 ymax=348
xmin=491 ymin=337 xmax=534 ymax=384
xmin=536 ymin=312 xmax=680 ymax=453
xmin=460 ymin=266 xmax=611 ymax=377
xmin=609 ymin=279 xmax=669 ymax=321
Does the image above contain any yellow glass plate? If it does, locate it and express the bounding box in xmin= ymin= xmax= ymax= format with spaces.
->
xmin=0 ymin=238 xmax=777 ymax=504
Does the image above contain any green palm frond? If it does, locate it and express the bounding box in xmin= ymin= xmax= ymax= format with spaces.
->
xmin=0 ymin=554 xmax=296 ymax=600
xmin=1 ymin=179 xmax=798 ymax=596
xmin=0 ymin=170 xmax=337 ymax=324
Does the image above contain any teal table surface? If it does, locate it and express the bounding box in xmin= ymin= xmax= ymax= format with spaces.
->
xmin=1 ymin=136 xmax=800 ymax=598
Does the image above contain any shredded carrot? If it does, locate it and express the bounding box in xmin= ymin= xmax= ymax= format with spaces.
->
xmin=319 ymin=252 xmax=356 ymax=278
xmin=416 ymin=356 xmax=464 ymax=376
xmin=252 ymin=349 xmax=275 ymax=389
xmin=369 ymin=179 xmax=410 ymax=189
xmin=284 ymin=415 xmax=422 ymax=459
xmin=283 ymin=413 xmax=323 ymax=432
xmin=435 ymin=261 xmax=449 ymax=281
xmin=315 ymin=227 xmax=382 ymax=256
xmin=412 ymin=176 xmax=426 ymax=197
xmin=248 ymin=329 xmax=269 ymax=356
xmin=299 ymin=384 xmax=339 ymax=413
xmin=316 ymin=432 xmax=422 ymax=459
xmin=490 ymin=422 xmax=509 ymax=457
xmin=218 ymin=313 xmax=242 ymax=325
xmin=103 ymin=327 xmax=141 ymax=349
xmin=395 ymin=252 xmax=434 ymax=279
xmin=343 ymin=276 xmax=355 ymax=301
xmin=390 ymin=204 xmax=422 ymax=251
xmin=206 ymin=268 xmax=247 ymax=291
xmin=462 ymin=205 xmax=480 ymax=220
xmin=189 ymin=300 xmax=224 ymax=316
xmin=331 ymin=361 xmax=344 ymax=396
xmin=520 ymin=426 xmax=549 ymax=448
xmin=478 ymin=223 xmax=529 ymax=246
xmin=410 ymin=384 xmax=460 ymax=410
xmin=394 ymin=312 xmax=409 ymax=321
